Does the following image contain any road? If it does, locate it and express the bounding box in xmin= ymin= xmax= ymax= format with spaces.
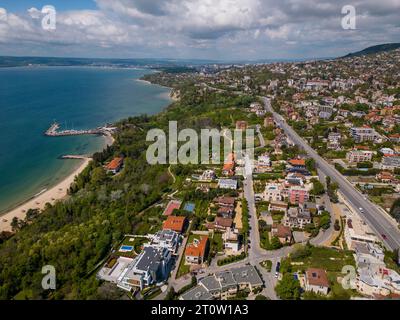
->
xmin=262 ymin=96 xmax=400 ymax=251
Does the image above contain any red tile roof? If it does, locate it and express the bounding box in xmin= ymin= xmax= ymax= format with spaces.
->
xmin=289 ymin=159 xmax=306 ymax=166
xmin=306 ymin=268 xmax=330 ymax=288
xmin=185 ymin=236 xmax=209 ymax=258
xmin=106 ymin=157 xmax=123 ymax=170
xmin=163 ymin=216 xmax=187 ymax=233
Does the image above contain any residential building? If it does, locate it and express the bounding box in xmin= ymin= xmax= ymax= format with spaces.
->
xmin=162 ymin=216 xmax=188 ymax=233
xmin=350 ymin=126 xmax=379 ymax=143
xmin=199 ymin=170 xmax=216 ymax=181
xmin=346 ymin=150 xmax=373 ymax=163
xmin=223 ymin=228 xmax=241 ymax=252
xmin=118 ymin=246 xmax=172 ymax=291
xmin=376 ymin=171 xmax=395 ymax=183
xmin=304 ymin=268 xmax=330 ymax=295
xmin=287 ymin=186 xmax=310 ymax=205
xmin=381 ymin=156 xmax=400 ymax=170
xmin=263 ymin=183 xmax=283 ymax=202
xmin=105 ymin=157 xmax=124 ymax=174
xmin=151 ymin=229 xmax=180 ymax=253
xmin=222 ymin=153 xmax=235 ymax=176
xmin=288 ymin=159 xmax=306 ymax=169
xmin=284 ymin=207 xmax=312 ymax=229
xmin=218 ymin=179 xmax=238 ymax=190
xmin=268 ymin=201 xmax=288 ymax=213
xmin=180 ymin=265 xmax=263 ymax=300
xmin=185 ymin=236 xmax=209 ymax=265
xmin=271 ymin=224 xmax=293 ymax=244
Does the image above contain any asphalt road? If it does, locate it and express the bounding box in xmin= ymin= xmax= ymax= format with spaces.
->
xmin=262 ymin=96 xmax=400 ymax=251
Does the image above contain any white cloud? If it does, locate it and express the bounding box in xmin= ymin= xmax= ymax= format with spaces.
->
xmin=0 ymin=0 xmax=399 ymax=59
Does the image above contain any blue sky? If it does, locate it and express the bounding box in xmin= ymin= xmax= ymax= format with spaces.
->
xmin=1 ymin=0 xmax=97 ymax=12
xmin=0 ymin=0 xmax=399 ymax=60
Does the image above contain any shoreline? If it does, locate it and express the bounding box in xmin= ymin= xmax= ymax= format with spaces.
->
xmin=0 ymin=157 xmax=91 ymax=233
xmin=0 ymin=134 xmax=115 ymax=233
xmin=0 ymin=75 xmax=166 ymax=234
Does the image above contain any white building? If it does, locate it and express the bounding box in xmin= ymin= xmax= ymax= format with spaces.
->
xmin=263 ymin=183 xmax=283 ymax=202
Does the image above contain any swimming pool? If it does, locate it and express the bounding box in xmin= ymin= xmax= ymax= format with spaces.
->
xmin=119 ymin=245 xmax=134 ymax=252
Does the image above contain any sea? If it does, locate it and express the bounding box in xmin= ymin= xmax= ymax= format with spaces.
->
xmin=0 ymin=66 xmax=172 ymax=213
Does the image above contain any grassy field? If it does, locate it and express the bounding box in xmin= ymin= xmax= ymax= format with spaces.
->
xmin=284 ymin=245 xmax=358 ymax=299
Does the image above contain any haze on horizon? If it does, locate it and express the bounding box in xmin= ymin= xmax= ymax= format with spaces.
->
xmin=0 ymin=0 xmax=399 ymax=61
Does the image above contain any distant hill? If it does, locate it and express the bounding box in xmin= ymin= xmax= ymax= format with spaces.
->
xmin=343 ymin=43 xmax=400 ymax=58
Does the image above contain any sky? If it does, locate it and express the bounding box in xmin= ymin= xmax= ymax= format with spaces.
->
xmin=0 ymin=0 xmax=399 ymax=61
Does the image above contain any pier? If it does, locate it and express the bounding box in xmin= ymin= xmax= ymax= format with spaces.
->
xmin=44 ymin=122 xmax=117 ymax=137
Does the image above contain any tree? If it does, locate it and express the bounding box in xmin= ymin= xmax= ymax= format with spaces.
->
xmin=255 ymin=294 xmax=269 ymax=300
xmin=318 ymin=212 xmax=331 ymax=230
xmin=275 ymin=273 xmax=301 ymax=300
xmin=270 ymin=236 xmax=283 ymax=250
xmin=334 ymin=219 xmax=340 ymax=231
xmin=311 ymin=180 xmax=325 ymax=196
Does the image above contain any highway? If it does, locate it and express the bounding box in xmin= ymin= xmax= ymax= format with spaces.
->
xmin=262 ymin=96 xmax=400 ymax=251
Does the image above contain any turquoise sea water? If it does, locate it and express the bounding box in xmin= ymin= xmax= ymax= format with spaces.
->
xmin=0 ymin=67 xmax=171 ymax=213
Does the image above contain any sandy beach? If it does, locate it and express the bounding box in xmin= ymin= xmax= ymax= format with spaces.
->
xmin=0 ymin=157 xmax=91 ymax=233
xmin=0 ymin=134 xmax=115 ymax=233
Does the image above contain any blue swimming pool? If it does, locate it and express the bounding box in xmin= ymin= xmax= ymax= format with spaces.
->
xmin=120 ymin=245 xmax=133 ymax=252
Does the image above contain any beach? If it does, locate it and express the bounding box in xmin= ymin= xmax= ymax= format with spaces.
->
xmin=0 ymin=157 xmax=91 ymax=233
xmin=0 ymin=132 xmax=117 ymax=233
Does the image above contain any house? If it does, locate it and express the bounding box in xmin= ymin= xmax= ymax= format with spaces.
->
xmin=222 ymin=153 xmax=235 ymax=176
xmin=217 ymin=207 xmax=234 ymax=219
xmin=268 ymin=201 xmax=288 ymax=213
xmin=346 ymin=150 xmax=373 ymax=163
xmin=256 ymin=154 xmax=272 ymax=173
xmin=118 ymin=246 xmax=172 ymax=291
xmin=223 ymin=228 xmax=240 ymax=252
xmin=271 ymin=224 xmax=293 ymax=244
xmin=185 ymin=236 xmax=209 ymax=265
xmin=212 ymin=217 xmax=233 ymax=230
xmin=381 ymin=156 xmax=400 ymax=170
xmin=287 ymin=186 xmax=310 ymax=205
xmin=163 ymin=200 xmax=182 ymax=216
xmin=199 ymin=170 xmax=216 ymax=181
xmin=288 ymin=159 xmax=306 ymax=169
xmin=151 ymin=229 xmax=180 ymax=253
xmin=284 ymin=207 xmax=312 ymax=229
xmin=263 ymin=183 xmax=283 ymax=202
xmin=214 ymin=196 xmax=235 ymax=208
xmin=304 ymin=268 xmax=330 ymax=295
xmin=388 ymin=134 xmax=400 ymax=143
xmin=105 ymin=157 xmax=124 ymax=174
xmin=376 ymin=171 xmax=395 ymax=183
xmin=236 ymin=121 xmax=248 ymax=130
xmin=162 ymin=216 xmax=188 ymax=233
xmin=218 ymin=179 xmax=238 ymax=190
xmin=380 ymin=148 xmax=395 ymax=155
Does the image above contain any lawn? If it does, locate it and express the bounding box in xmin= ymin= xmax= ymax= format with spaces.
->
xmin=176 ymin=234 xmax=202 ymax=278
xmin=260 ymin=260 xmax=273 ymax=272
xmin=284 ymin=245 xmax=358 ymax=299
xmin=212 ymin=232 xmax=224 ymax=253
xmin=290 ymin=246 xmax=355 ymax=272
